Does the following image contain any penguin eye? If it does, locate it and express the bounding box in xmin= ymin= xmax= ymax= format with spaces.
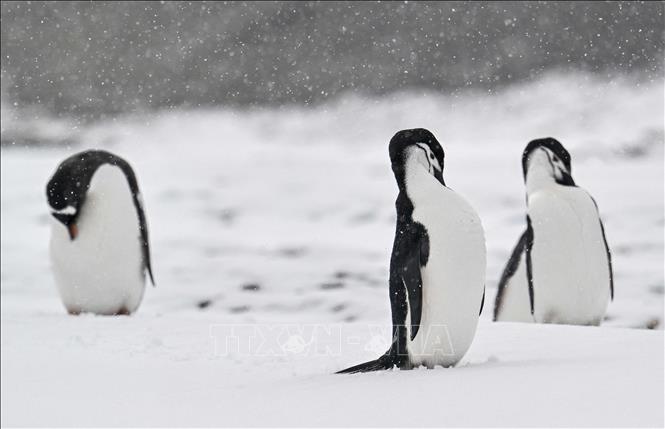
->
xmin=429 ymin=153 xmax=434 ymax=160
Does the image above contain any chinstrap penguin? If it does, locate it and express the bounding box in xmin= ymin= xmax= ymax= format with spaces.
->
xmin=493 ymin=138 xmax=613 ymax=325
xmin=338 ymin=128 xmax=486 ymax=373
xmin=46 ymin=150 xmax=155 ymax=315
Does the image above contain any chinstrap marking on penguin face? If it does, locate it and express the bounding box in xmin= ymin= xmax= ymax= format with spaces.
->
xmin=389 ymin=128 xmax=446 ymax=190
xmin=522 ymin=137 xmax=571 ymax=175
xmin=527 ymin=147 xmax=574 ymax=186
xmin=414 ymin=142 xmax=442 ymax=173
xmin=522 ymin=137 xmax=575 ymax=188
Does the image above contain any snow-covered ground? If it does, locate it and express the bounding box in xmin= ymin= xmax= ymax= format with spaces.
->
xmin=2 ymin=73 xmax=664 ymax=426
xmin=2 ymin=317 xmax=663 ymax=427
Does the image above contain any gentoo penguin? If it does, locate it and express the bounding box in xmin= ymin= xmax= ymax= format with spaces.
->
xmin=338 ymin=129 xmax=486 ymax=373
xmin=46 ymin=150 xmax=154 ymax=315
xmin=493 ymin=138 xmax=613 ymax=325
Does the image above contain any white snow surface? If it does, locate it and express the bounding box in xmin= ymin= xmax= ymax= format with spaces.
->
xmin=1 ymin=73 xmax=664 ymax=426
xmin=2 ymin=317 xmax=663 ymax=427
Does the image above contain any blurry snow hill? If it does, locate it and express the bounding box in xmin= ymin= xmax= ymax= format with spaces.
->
xmin=0 ymin=101 xmax=80 ymax=148
xmin=2 ymin=2 xmax=663 ymax=117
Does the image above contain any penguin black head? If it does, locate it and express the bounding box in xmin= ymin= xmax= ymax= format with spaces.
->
xmin=522 ymin=137 xmax=575 ymax=187
xmin=46 ymin=150 xmax=127 ymax=240
xmin=389 ymin=128 xmax=446 ymax=186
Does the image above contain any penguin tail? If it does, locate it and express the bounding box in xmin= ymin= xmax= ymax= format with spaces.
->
xmin=336 ymin=353 xmax=394 ymax=374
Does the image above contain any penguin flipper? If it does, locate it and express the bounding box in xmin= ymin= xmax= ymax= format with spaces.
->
xmin=493 ymin=228 xmax=529 ymax=321
xmin=134 ymin=194 xmax=155 ymax=287
xmin=479 ymin=287 xmax=485 ymax=316
xmin=402 ymin=225 xmax=428 ymax=341
xmin=525 ymin=216 xmax=535 ymax=316
xmin=336 ymin=354 xmax=395 ymax=374
xmin=590 ymin=196 xmax=614 ymax=301
xmin=599 ymin=217 xmax=614 ymax=300
xmin=112 ymin=157 xmax=155 ymax=287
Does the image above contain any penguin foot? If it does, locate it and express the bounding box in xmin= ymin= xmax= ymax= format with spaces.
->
xmin=115 ymin=307 xmax=131 ymax=316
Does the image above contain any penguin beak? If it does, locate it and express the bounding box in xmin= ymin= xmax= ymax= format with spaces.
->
xmin=556 ymin=169 xmax=576 ymax=187
xmin=433 ymin=168 xmax=446 ymax=186
xmin=51 ymin=212 xmax=78 ymax=241
xmin=67 ymin=223 xmax=79 ymax=240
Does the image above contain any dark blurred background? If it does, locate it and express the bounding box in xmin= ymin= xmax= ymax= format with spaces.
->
xmin=1 ymin=1 xmax=663 ymax=120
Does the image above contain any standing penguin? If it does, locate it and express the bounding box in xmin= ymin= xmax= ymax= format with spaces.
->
xmin=338 ymin=129 xmax=486 ymax=373
xmin=493 ymin=138 xmax=613 ymax=325
xmin=46 ymin=150 xmax=154 ymax=315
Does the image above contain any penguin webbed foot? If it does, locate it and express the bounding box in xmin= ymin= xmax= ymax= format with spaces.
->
xmin=115 ymin=307 xmax=131 ymax=316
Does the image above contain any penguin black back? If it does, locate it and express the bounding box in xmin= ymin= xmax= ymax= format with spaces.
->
xmin=46 ymin=150 xmax=155 ymax=285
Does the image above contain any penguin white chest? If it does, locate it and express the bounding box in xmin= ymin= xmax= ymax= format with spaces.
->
xmin=405 ymin=172 xmax=486 ymax=367
xmin=528 ymin=185 xmax=611 ymax=325
xmin=49 ymin=165 xmax=145 ymax=315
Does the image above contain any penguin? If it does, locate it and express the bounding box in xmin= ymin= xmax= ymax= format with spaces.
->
xmin=338 ymin=129 xmax=486 ymax=373
xmin=493 ymin=138 xmax=613 ymax=325
xmin=46 ymin=150 xmax=155 ymax=315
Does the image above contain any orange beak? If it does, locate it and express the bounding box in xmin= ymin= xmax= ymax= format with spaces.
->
xmin=68 ymin=223 xmax=78 ymax=241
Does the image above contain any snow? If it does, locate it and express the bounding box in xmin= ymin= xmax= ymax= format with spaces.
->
xmin=1 ymin=72 xmax=664 ymax=426
xmin=2 ymin=317 xmax=662 ymax=426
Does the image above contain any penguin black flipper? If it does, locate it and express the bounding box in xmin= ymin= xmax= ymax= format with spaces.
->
xmin=493 ymin=229 xmax=529 ymax=321
xmin=599 ymin=218 xmax=614 ymax=300
xmin=132 ymin=189 xmax=155 ymax=286
xmin=398 ymin=222 xmax=428 ymax=341
xmin=337 ymin=223 xmax=427 ymax=374
xmin=524 ymin=216 xmax=536 ymax=316
xmin=479 ymin=287 xmax=485 ymax=316
xmin=110 ymin=156 xmax=155 ymax=286
xmin=590 ymin=197 xmax=613 ymax=300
